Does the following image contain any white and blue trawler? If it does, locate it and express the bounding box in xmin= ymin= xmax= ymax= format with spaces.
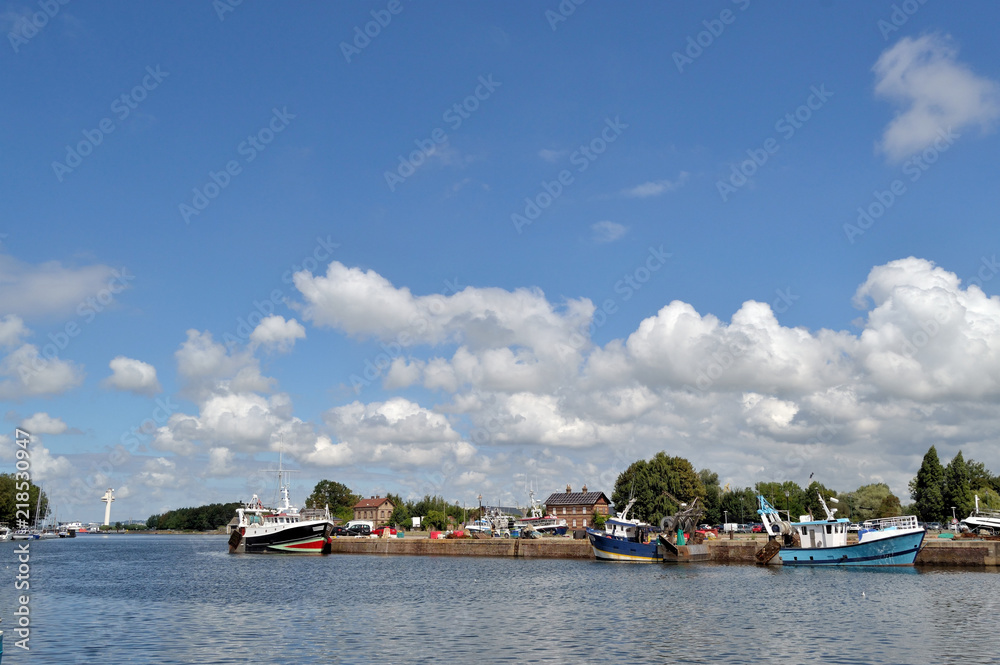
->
xmin=757 ymin=493 xmax=925 ymax=566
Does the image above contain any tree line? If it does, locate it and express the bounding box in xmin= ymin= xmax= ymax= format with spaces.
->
xmin=611 ymin=447 xmax=1000 ymax=527
xmin=910 ymin=446 xmax=999 ymax=523
xmin=146 ymin=502 xmax=241 ymax=530
xmin=305 ymin=479 xmax=468 ymax=529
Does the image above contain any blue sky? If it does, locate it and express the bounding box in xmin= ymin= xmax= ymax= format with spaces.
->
xmin=3 ymin=1 xmax=1000 ymax=522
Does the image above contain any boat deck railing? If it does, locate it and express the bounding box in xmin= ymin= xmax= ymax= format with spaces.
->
xmin=862 ymin=515 xmax=919 ymax=530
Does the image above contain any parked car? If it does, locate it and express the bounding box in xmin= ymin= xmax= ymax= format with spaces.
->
xmin=847 ymin=523 xmax=860 ymax=533
xmin=372 ymin=526 xmax=397 ymax=537
xmin=926 ymin=522 xmax=942 ymax=531
xmin=751 ymin=524 xmax=765 ymax=533
xmin=347 ymin=524 xmax=372 ymax=537
xmin=331 ymin=526 xmax=354 ymax=537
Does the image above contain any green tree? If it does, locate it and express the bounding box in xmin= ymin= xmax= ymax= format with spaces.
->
xmin=841 ymin=483 xmax=896 ymax=522
xmin=719 ymin=487 xmax=757 ymax=524
xmin=965 ymin=458 xmax=994 ymax=490
xmin=876 ymin=494 xmax=902 ymax=518
xmin=755 ymin=481 xmax=806 ymax=520
xmin=592 ymin=508 xmax=608 ymax=529
xmin=423 ymin=509 xmax=446 ymax=530
xmin=389 ymin=503 xmax=411 ymax=528
xmin=306 ymin=480 xmax=359 ymax=512
xmin=801 ymin=481 xmax=838 ymax=519
xmin=699 ymin=469 xmax=722 ymax=524
xmin=910 ymin=445 xmax=947 ymax=522
xmin=944 ymin=451 xmax=975 ymax=521
xmin=0 ymin=474 xmax=48 ymax=527
xmin=145 ymin=502 xmax=241 ymax=531
xmin=611 ymin=452 xmax=705 ymax=524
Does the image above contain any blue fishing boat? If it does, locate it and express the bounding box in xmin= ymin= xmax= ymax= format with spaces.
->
xmin=757 ymin=493 xmax=925 ymax=566
xmin=586 ymin=498 xmax=661 ymax=562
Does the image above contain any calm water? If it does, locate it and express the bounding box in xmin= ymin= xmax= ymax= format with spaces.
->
xmin=3 ymin=534 xmax=1000 ymax=664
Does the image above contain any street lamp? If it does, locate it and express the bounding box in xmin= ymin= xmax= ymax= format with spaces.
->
xmin=784 ymin=491 xmax=790 ymax=521
xmin=952 ymin=506 xmax=957 ymax=529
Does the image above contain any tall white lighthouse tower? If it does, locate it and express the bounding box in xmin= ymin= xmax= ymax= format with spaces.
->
xmin=101 ymin=488 xmax=115 ymax=526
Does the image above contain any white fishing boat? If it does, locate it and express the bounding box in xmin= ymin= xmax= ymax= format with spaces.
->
xmin=0 ymin=525 xmax=10 ymax=542
xmin=960 ymin=495 xmax=1000 ymax=535
xmin=228 ymin=452 xmax=335 ymax=554
xmin=514 ymin=490 xmax=568 ymax=536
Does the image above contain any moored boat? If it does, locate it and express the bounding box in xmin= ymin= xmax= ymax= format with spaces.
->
xmin=586 ymin=498 xmax=661 ymax=562
xmin=513 ymin=490 xmax=568 ymax=536
xmin=228 ymin=455 xmax=335 ymax=554
xmin=960 ymin=495 xmax=1000 ymax=535
xmin=758 ymin=492 xmax=925 ymax=566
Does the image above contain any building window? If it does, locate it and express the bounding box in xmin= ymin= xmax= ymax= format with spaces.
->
xmin=562 ymin=507 xmax=566 ymax=515
xmin=572 ymin=519 xmax=577 ymax=527
xmin=583 ymin=519 xmax=588 ymax=527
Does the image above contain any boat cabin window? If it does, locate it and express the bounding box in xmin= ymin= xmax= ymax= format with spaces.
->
xmin=800 ymin=527 xmax=807 ymax=536
xmin=826 ymin=525 xmax=832 ymax=534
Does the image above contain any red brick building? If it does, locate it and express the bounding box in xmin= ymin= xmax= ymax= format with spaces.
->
xmin=352 ymin=496 xmax=396 ymax=524
xmin=543 ymin=485 xmax=611 ymax=530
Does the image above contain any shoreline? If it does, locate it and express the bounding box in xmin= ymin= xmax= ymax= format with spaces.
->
xmin=72 ymin=530 xmax=1000 ymax=566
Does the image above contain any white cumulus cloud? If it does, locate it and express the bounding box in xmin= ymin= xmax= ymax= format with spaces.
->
xmin=874 ymin=33 xmax=1000 ymax=162
xmin=103 ymin=356 xmax=161 ymax=395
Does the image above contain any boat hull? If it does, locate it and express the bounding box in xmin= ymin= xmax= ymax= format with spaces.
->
xmin=778 ymin=530 xmax=925 ymax=566
xmin=240 ymin=521 xmax=334 ymax=554
xmin=588 ymin=530 xmax=661 ymax=562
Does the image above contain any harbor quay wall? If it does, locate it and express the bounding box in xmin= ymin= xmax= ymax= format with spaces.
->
xmin=327 ymin=536 xmax=592 ymax=559
xmin=325 ymin=535 xmax=1000 ymax=566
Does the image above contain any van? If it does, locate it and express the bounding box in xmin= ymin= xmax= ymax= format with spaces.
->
xmin=345 ymin=520 xmax=374 ymax=537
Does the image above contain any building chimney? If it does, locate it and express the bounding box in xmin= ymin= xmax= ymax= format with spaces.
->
xmin=565 ymin=484 xmax=571 ymax=493
xmin=582 ymin=484 xmax=588 ymax=493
